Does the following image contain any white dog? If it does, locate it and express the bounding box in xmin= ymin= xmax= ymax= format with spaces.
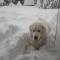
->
xmin=15 ymin=18 xmax=51 ymax=55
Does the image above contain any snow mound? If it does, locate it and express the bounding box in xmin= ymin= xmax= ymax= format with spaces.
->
xmin=0 ymin=6 xmax=59 ymax=60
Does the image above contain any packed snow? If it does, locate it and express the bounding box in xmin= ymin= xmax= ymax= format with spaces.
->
xmin=0 ymin=5 xmax=59 ymax=60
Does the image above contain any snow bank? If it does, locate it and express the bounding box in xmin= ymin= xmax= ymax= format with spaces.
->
xmin=0 ymin=6 xmax=58 ymax=60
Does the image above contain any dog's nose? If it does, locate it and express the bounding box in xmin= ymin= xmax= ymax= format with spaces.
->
xmin=34 ymin=36 xmax=38 ymax=40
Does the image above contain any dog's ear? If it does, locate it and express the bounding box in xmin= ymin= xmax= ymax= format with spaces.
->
xmin=41 ymin=25 xmax=46 ymax=32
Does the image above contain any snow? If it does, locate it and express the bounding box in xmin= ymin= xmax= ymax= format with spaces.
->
xmin=0 ymin=5 xmax=59 ymax=60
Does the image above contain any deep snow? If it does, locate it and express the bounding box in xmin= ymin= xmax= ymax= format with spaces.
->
xmin=0 ymin=5 xmax=59 ymax=60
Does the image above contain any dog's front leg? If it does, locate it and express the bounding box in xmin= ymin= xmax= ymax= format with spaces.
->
xmin=23 ymin=44 xmax=31 ymax=54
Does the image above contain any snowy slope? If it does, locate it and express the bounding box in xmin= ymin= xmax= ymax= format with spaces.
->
xmin=0 ymin=6 xmax=59 ymax=60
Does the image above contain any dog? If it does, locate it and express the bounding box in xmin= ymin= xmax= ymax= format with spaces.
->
xmin=15 ymin=18 xmax=50 ymax=54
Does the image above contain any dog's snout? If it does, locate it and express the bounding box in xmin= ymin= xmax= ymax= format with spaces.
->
xmin=34 ymin=35 xmax=38 ymax=40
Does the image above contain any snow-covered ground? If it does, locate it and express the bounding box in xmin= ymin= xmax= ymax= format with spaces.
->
xmin=0 ymin=5 xmax=59 ymax=60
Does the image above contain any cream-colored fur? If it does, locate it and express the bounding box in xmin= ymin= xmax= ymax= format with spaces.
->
xmin=15 ymin=18 xmax=50 ymax=55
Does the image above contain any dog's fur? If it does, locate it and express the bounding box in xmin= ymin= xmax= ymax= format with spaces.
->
xmin=15 ymin=18 xmax=50 ymax=54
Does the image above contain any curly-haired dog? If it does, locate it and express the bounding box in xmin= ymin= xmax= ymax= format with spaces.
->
xmin=15 ymin=19 xmax=50 ymax=54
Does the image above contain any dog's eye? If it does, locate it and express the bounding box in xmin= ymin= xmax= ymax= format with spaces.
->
xmin=33 ymin=30 xmax=35 ymax=32
xmin=38 ymin=30 xmax=40 ymax=32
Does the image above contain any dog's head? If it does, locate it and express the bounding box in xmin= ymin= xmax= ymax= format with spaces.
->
xmin=29 ymin=22 xmax=46 ymax=41
xmin=29 ymin=22 xmax=47 ymax=50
